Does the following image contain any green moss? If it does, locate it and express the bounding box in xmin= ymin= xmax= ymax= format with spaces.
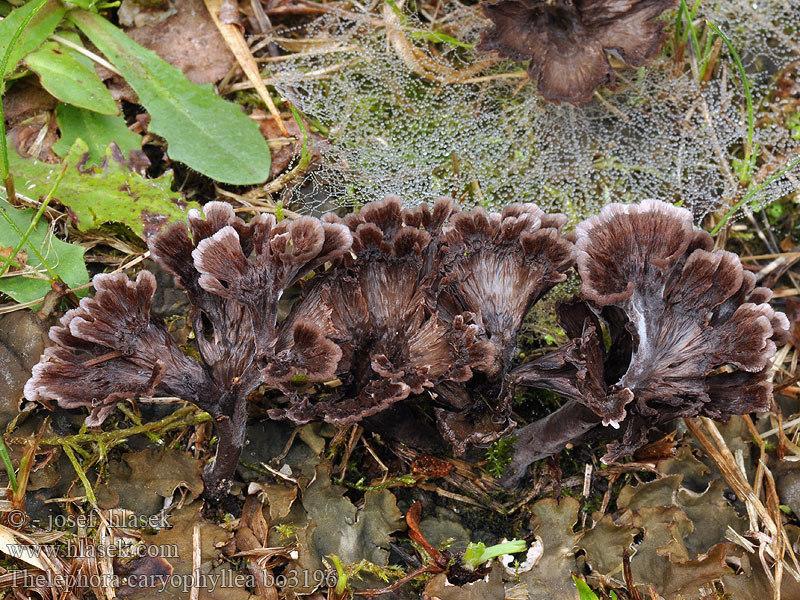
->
xmin=485 ymin=436 xmax=516 ymax=477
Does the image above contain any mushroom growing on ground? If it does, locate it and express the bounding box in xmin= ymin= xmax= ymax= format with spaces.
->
xmin=503 ymin=200 xmax=789 ymax=484
xmin=477 ymin=0 xmax=678 ymax=104
xmin=25 ymin=202 xmax=352 ymax=501
xmin=432 ymin=203 xmax=574 ymax=452
xmin=24 ymin=198 xmax=788 ymax=498
xmin=268 ymin=197 xmax=498 ymax=431
xmin=575 ymin=200 xmax=789 ymax=457
xmin=268 ymin=198 xmax=574 ymax=456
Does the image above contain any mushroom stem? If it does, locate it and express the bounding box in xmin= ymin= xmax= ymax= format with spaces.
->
xmin=202 ymin=393 xmax=249 ymax=502
xmin=501 ymin=400 xmax=601 ymax=487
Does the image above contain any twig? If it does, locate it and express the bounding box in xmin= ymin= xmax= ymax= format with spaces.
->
xmin=50 ymin=34 xmax=122 ymax=76
xmin=255 ymin=45 xmax=359 ymax=62
xmin=352 ymin=565 xmax=439 ymax=597
xmin=204 ymin=0 xmax=288 ymax=135
xmin=190 ymin=522 xmax=201 ymax=600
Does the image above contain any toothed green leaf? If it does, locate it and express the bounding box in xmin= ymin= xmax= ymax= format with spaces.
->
xmin=9 ymin=138 xmax=199 ymax=237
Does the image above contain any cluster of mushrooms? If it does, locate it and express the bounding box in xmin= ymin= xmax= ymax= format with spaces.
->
xmin=25 ymin=199 xmax=788 ymax=500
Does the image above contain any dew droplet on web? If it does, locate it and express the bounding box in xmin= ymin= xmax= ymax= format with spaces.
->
xmin=269 ymin=0 xmax=800 ymax=224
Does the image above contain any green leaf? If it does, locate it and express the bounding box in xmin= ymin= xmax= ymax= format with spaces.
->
xmin=572 ymin=575 xmax=600 ymax=600
xmin=462 ymin=542 xmax=488 ymax=569
xmin=8 ymin=138 xmax=200 ymax=237
xmin=0 ymin=196 xmax=89 ymax=305
xmin=462 ymin=539 xmax=527 ymax=569
xmin=485 ymin=435 xmax=516 ymax=477
xmin=407 ymin=29 xmax=473 ymax=49
xmin=24 ymin=41 xmax=118 ymax=115
xmin=0 ymin=0 xmax=66 ymax=77
xmin=69 ymin=9 xmax=271 ymax=185
xmin=53 ymin=103 xmax=141 ymax=166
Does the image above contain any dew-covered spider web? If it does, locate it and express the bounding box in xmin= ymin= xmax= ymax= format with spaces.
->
xmin=262 ymin=0 xmax=800 ymax=224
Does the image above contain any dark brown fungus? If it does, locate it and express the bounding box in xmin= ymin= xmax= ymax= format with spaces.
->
xmin=503 ymin=200 xmax=788 ymax=485
xmin=267 ymin=198 xmax=575 ymax=456
xmin=477 ymin=0 xmax=678 ymax=104
xmin=439 ymin=204 xmax=574 ymax=376
xmin=268 ymin=197 xmax=497 ymax=432
xmin=576 ymin=200 xmax=788 ymax=459
xmin=434 ymin=203 xmax=574 ymax=452
xmin=502 ymin=298 xmax=628 ymax=485
xmin=509 ymin=298 xmax=622 ymax=424
xmin=24 ymin=272 xmax=211 ymax=426
xmin=27 ymin=197 xmax=787 ymax=498
xmin=26 ymin=202 xmax=352 ymax=501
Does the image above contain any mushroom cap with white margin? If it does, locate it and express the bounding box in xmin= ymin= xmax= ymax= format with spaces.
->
xmin=574 ymin=200 xmax=789 ymax=459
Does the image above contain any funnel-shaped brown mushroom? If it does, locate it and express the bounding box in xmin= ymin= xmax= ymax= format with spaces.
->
xmin=500 ymin=200 xmax=788 ymax=484
xmin=576 ymin=200 xmax=788 ymax=458
xmin=26 ymin=202 xmax=352 ymax=501
xmin=439 ymin=203 xmax=574 ymax=376
xmin=477 ymin=0 xmax=677 ymax=104
xmin=434 ymin=203 xmax=574 ymax=451
xmin=269 ymin=197 xmax=497 ymax=428
xmin=24 ymin=272 xmax=211 ymax=426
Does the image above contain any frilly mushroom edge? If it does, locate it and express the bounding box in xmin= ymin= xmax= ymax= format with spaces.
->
xmin=504 ymin=200 xmax=789 ymax=484
xmin=26 ymin=202 xmax=353 ymax=501
xmin=477 ymin=0 xmax=678 ymax=104
xmin=24 ymin=198 xmax=788 ymax=497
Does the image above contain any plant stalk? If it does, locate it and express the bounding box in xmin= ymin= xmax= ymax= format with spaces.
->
xmin=501 ymin=400 xmax=602 ymax=487
xmin=202 ymin=392 xmax=249 ymax=502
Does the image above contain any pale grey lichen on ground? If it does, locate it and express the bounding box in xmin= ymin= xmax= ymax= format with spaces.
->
xmin=269 ymin=0 xmax=800 ymax=223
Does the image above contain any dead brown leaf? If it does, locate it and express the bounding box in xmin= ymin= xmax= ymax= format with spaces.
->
xmin=203 ymin=0 xmax=287 ymax=135
xmin=279 ymin=463 xmax=404 ymax=594
xmin=614 ymin=472 xmax=743 ymax=598
xmin=520 ymin=497 xmax=636 ymax=600
xmin=0 ymin=246 xmax=28 ymax=274
xmin=104 ymin=449 xmax=204 ymax=515
xmin=2 ymin=80 xmax=58 ymax=128
xmin=136 ymin=503 xmax=248 ymax=600
xmin=9 ymin=112 xmax=60 ymax=163
xmin=118 ymin=0 xmax=177 ymax=27
xmin=786 ymin=296 xmax=800 ymax=349
xmin=422 ymin=567 xmax=505 ymax=600
xmin=0 ymin=311 xmax=49 ymax=428
xmin=125 ymin=0 xmax=236 ymax=84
